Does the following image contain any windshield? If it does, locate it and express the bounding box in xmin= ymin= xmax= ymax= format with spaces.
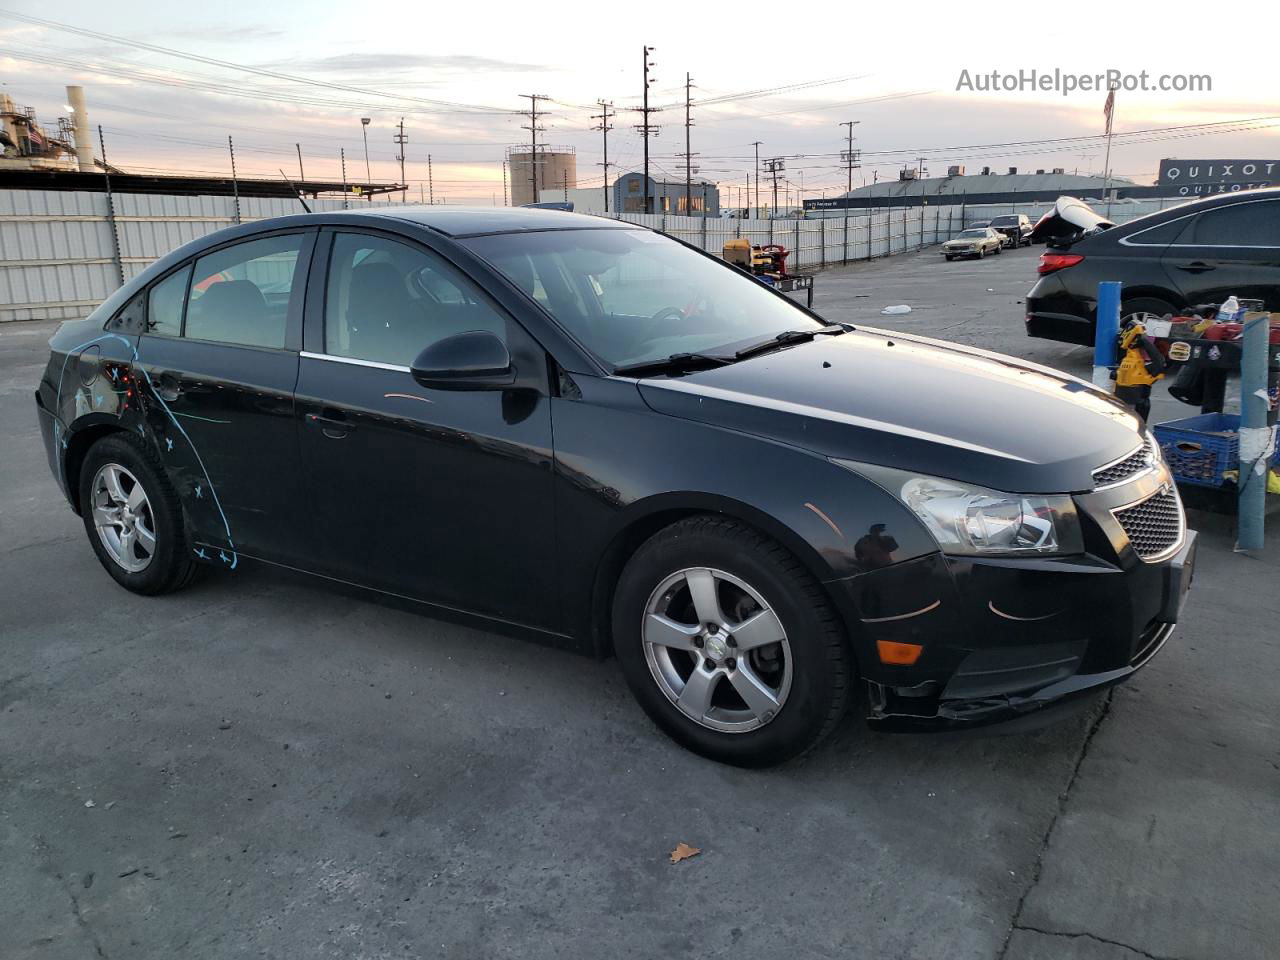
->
xmin=957 ymin=229 xmax=988 ymax=239
xmin=990 ymin=216 xmax=1018 ymax=226
xmin=462 ymin=228 xmax=822 ymax=368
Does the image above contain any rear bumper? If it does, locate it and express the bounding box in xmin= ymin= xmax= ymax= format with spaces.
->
xmin=1026 ymin=276 xmax=1095 ymax=345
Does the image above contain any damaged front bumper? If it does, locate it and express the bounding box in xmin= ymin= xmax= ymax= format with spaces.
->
xmin=828 ymin=526 xmax=1196 ymax=733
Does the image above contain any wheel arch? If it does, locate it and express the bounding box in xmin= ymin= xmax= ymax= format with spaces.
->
xmin=62 ymin=420 xmax=131 ymax=516
xmin=586 ymin=492 xmax=851 ymax=659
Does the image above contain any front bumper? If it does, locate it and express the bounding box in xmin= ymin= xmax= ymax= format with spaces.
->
xmin=824 ymin=476 xmax=1196 ymax=732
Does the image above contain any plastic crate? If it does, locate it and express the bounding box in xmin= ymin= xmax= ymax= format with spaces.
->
xmin=1152 ymin=412 xmax=1274 ymax=488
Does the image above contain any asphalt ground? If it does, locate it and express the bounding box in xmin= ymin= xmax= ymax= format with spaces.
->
xmin=2 ymin=243 xmax=1277 ymax=960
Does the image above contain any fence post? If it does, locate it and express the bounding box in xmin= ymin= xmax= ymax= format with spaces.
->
xmin=1093 ymin=281 xmax=1122 ymax=389
xmin=97 ymin=125 xmax=125 ymax=287
xmin=820 ymin=216 xmax=826 ymax=269
xmin=700 ymin=213 xmax=707 ymax=251
xmin=1237 ymin=310 xmax=1273 ymax=550
xmin=794 ymin=219 xmax=801 ymax=268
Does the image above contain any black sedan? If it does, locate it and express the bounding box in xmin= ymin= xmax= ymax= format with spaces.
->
xmin=35 ymin=207 xmax=1195 ymax=766
xmin=1027 ymin=188 xmax=1280 ymax=345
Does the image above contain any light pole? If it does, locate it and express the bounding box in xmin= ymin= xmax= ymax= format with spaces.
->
xmin=360 ymin=118 xmax=372 ymax=201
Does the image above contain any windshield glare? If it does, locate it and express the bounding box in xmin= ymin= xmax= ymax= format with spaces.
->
xmin=957 ymin=229 xmax=988 ymax=238
xmin=462 ymin=228 xmax=821 ymax=368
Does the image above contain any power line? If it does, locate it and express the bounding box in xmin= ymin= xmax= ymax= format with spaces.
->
xmin=0 ymin=10 xmax=517 ymax=114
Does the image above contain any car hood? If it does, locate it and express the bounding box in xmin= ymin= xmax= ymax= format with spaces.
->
xmin=636 ymin=327 xmax=1144 ymax=493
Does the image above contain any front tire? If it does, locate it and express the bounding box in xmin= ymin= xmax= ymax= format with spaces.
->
xmin=995 ymin=244 xmax=1003 ymax=255
xmin=79 ymin=433 xmax=199 ymax=595
xmin=612 ymin=516 xmax=853 ymax=767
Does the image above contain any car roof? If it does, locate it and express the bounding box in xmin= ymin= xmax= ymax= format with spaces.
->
xmin=321 ymin=205 xmax=639 ymax=238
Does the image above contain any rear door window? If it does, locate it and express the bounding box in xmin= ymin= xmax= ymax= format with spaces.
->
xmin=185 ymin=234 xmax=306 ymax=348
xmin=1182 ymin=201 xmax=1280 ymax=247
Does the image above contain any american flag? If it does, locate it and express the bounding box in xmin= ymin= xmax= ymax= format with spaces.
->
xmin=1103 ymin=89 xmax=1116 ymax=136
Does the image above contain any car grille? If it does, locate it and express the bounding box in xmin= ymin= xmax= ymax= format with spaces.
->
xmin=1093 ymin=441 xmax=1154 ymax=487
xmin=1113 ymin=486 xmax=1183 ymax=560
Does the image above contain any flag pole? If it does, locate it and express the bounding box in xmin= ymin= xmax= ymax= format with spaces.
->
xmin=1102 ymin=87 xmax=1116 ymax=219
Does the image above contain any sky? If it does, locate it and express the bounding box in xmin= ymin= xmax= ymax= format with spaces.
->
xmin=2 ymin=0 xmax=1277 ymax=205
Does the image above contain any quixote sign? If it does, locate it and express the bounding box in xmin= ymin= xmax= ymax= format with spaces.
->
xmin=1158 ymin=159 xmax=1280 ymax=195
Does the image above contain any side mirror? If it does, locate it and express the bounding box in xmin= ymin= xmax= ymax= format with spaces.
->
xmin=410 ymin=331 xmax=515 ymax=391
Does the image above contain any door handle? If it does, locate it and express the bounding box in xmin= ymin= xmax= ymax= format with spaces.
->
xmin=306 ymin=409 xmax=353 ymax=439
xmin=1176 ymin=262 xmax=1215 ymax=274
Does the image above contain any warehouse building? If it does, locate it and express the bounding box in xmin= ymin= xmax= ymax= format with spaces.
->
xmin=539 ymin=172 xmax=720 ymax=216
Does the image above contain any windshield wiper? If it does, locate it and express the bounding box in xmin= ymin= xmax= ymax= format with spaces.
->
xmin=613 ymin=352 xmax=736 ymax=377
xmin=732 ymin=324 xmax=846 ymax=360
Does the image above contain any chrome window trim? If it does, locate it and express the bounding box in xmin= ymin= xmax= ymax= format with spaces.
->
xmin=1118 ymin=198 xmax=1280 ymax=249
xmin=1110 ymin=482 xmax=1186 ymax=564
xmin=299 ymin=350 xmax=410 ymax=373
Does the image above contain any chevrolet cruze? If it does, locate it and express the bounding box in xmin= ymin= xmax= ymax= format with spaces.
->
xmin=35 ymin=207 xmax=1196 ymax=766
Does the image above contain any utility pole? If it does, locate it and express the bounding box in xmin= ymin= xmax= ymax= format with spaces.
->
xmin=393 ymin=118 xmax=407 ymax=202
xmin=591 ymin=100 xmax=614 ymax=213
xmin=764 ymin=157 xmax=785 ymax=218
xmin=751 ymin=141 xmax=762 ymax=216
xmin=681 ymin=72 xmax=697 ymax=216
xmin=518 ymin=94 xmax=550 ymax=204
xmin=295 ymin=142 xmax=305 ymax=183
xmin=629 ymin=46 xmax=661 ymax=214
xmin=840 ymin=121 xmax=861 ymax=262
xmin=360 ymin=117 xmax=372 ymax=200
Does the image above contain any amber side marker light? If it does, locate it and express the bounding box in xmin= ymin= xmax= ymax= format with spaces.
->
xmin=877 ymin=640 xmax=924 ymax=665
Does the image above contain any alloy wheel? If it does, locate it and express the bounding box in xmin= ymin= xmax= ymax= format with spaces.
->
xmin=91 ymin=462 xmax=157 ymax=573
xmin=642 ymin=567 xmax=793 ymax=733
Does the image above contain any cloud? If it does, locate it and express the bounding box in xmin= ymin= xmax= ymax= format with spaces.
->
xmin=282 ymin=52 xmax=549 ymax=75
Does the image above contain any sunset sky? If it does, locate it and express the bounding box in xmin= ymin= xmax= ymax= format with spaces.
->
xmin=2 ymin=1 xmax=1277 ymax=204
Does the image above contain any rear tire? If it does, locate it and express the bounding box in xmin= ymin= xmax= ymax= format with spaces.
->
xmin=995 ymin=244 xmax=1003 ymax=255
xmin=1120 ymin=296 xmax=1177 ymax=326
xmin=79 ymin=433 xmax=199 ymax=595
xmin=612 ymin=516 xmax=853 ymax=767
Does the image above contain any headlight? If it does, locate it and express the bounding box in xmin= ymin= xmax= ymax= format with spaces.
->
xmin=834 ymin=461 xmax=1084 ymax=556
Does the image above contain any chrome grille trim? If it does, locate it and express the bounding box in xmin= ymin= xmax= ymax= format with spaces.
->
xmin=1092 ymin=436 xmax=1158 ymax=490
xmin=1111 ymin=484 xmax=1186 ymax=563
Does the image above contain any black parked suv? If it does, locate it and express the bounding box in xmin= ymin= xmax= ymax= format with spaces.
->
xmin=989 ymin=214 xmax=1033 ymax=248
xmin=1026 ymin=189 xmax=1280 ymax=345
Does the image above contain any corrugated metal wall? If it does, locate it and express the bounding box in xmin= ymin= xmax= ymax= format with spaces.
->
xmin=0 ymin=190 xmax=352 ymax=322
xmin=0 ymin=187 xmax=1181 ymax=323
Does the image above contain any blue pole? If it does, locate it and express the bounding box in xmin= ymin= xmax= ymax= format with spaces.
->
xmin=1237 ymin=310 xmax=1271 ymax=550
xmin=1093 ymin=281 xmax=1122 ymax=390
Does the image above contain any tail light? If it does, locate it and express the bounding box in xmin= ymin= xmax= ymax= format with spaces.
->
xmin=1038 ymin=252 xmax=1084 ymax=275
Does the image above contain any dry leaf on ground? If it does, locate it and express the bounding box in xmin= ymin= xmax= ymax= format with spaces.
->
xmin=669 ymin=842 xmax=701 ymax=864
